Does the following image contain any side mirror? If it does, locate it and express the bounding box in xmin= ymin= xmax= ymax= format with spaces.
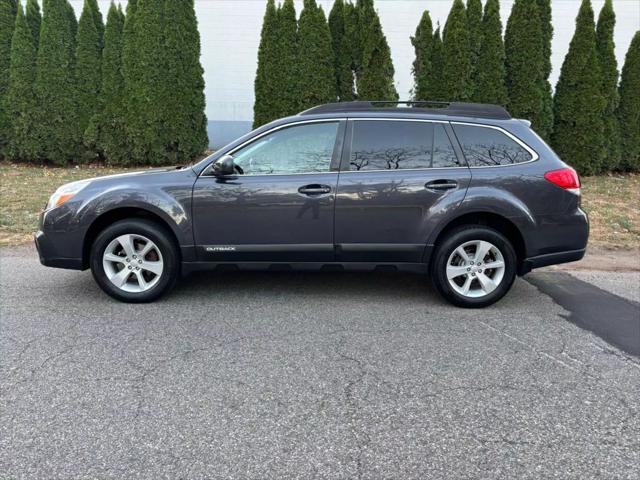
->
xmin=212 ymin=155 xmax=236 ymax=176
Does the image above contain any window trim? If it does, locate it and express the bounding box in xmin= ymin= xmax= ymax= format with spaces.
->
xmin=340 ymin=118 xmax=468 ymax=173
xmin=450 ymin=121 xmax=539 ymax=168
xmin=201 ymin=119 xmax=345 ymax=177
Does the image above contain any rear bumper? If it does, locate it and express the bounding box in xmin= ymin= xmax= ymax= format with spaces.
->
xmin=519 ymin=248 xmax=586 ymax=275
xmin=34 ymin=230 xmax=84 ymax=270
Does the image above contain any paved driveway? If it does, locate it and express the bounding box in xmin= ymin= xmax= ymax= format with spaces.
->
xmin=1 ymin=245 xmax=639 ymax=479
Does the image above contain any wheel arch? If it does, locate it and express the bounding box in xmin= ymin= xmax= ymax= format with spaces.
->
xmin=82 ymin=207 xmax=182 ymax=269
xmin=427 ymin=212 xmax=527 ymax=267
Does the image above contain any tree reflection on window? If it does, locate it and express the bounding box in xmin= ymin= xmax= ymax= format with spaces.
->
xmin=350 ymin=121 xmax=460 ymax=171
xmin=452 ymin=124 xmax=532 ymax=166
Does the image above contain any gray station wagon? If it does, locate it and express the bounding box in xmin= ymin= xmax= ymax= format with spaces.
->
xmin=35 ymin=101 xmax=589 ymax=307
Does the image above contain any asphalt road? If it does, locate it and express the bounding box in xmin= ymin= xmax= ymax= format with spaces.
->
xmin=1 ymin=245 xmax=639 ymax=479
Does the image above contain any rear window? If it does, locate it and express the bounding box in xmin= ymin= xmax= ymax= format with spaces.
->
xmin=349 ymin=120 xmax=460 ymax=171
xmin=452 ymin=124 xmax=533 ymax=166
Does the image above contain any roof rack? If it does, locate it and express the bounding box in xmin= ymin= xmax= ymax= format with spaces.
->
xmin=299 ymin=101 xmax=512 ymax=120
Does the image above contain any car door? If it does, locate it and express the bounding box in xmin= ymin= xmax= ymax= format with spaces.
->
xmin=334 ymin=118 xmax=471 ymax=262
xmin=192 ymin=120 xmax=345 ymax=262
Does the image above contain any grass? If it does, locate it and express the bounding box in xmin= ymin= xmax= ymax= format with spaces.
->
xmin=1 ymin=162 xmax=639 ymax=249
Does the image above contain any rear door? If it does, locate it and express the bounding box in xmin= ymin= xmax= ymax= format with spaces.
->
xmin=334 ymin=119 xmax=471 ymax=262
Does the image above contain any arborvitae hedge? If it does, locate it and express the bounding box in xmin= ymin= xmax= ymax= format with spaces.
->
xmin=357 ymin=1 xmax=397 ymax=101
xmin=329 ymin=0 xmax=354 ymax=101
xmin=253 ymin=0 xmax=278 ymax=128
xmin=4 ymin=2 xmax=38 ymax=161
xmin=298 ymin=0 xmax=336 ymax=111
xmin=25 ymin=0 xmax=41 ymax=48
xmin=123 ymin=0 xmax=166 ymax=164
xmin=552 ymin=0 xmax=606 ymax=176
xmin=411 ymin=10 xmax=433 ymax=101
xmin=274 ymin=0 xmax=300 ymax=118
xmin=34 ymin=0 xmax=80 ymax=165
xmin=442 ymin=0 xmax=471 ymax=101
xmin=76 ymin=0 xmax=104 ymax=160
xmin=0 ymin=0 xmax=18 ymax=152
xmin=505 ymin=0 xmax=545 ymax=135
xmin=466 ymin=0 xmax=482 ymax=100
xmin=429 ymin=26 xmax=446 ymax=101
xmin=596 ymin=0 xmax=621 ymax=171
xmin=343 ymin=0 xmax=361 ymax=85
xmin=536 ymin=0 xmax=553 ymax=139
xmin=474 ymin=0 xmax=507 ymax=105
xmin=86 ymin=1 xmax=127 ymax=164
xmin=162 ymin=0 xmax=208 ymax=162
xmin=617 ymin=31 xmax=640 ymax=171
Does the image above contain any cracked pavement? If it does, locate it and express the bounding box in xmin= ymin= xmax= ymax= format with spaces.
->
xmin=1 ymin=244 xmax=639 ymax=479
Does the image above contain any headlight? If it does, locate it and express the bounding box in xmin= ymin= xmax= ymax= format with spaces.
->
xmin=46 ymin=180 xmax=91 ymax=210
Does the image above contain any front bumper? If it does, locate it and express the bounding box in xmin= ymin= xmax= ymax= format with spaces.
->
xmin=34 ymin=230 xmax=84 ymax=270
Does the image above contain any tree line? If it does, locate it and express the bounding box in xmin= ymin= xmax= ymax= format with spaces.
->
xmin=255 ymin=0 xmax=640 ymax=175
xmin=0 ymin=0 xmax=207 ymax=166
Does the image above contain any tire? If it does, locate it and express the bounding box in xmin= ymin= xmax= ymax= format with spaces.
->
xmin=90 ymin=219 xmax=179 ymax=303
xmin=430 ymin=226 xmax=517 ymax=308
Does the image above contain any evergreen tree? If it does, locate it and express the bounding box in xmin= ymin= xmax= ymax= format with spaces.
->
xmin=536 ymin=0 xmax=553 ymax=139
xmin=86 ymin=0 xmax=104 ymax=43
xmin=297 ymin=0 xmax=336 ymax=111
xmin=411 ymin=10 xmax=433 ymax=101
xmin=357 ymin=0 xmax=397 ymax=100
xmin=596 ymin=0 xmax=621 ymax=171
xmin=253 ymin=0 xmax=278 ymax=127
xmin=329 ymin=0 xmax=354 ymax=101
xmin=0 ymin=0 xmax=18 ymax=153
xmin=474 ymin=0 xmax=507 ymax=105
xmin=122 ymin=0 xmax=166 ymax=164
xmin=442 ymin=0 xmax=471 ymax=101
xmin=4 ymin=2 xmax=38 ymax=161
xmin=505 ymin=0 xmax=545 ymax=134
xmin=76 ymin=0 xmax=104 ymax=160
xmin=85 ymin=1 xmax=127 ymax=164
xmin=466 ymin=0 xmax=482 ymax=99
xmin=162 ymin=0 xmax=208 ymax=162
xmin=429 ymin=26 xmax=446 ymax=101
xmin=25 ymin=0 xmax=41 ymax=48
xmin=617 ymin=31 xmax=640 ymax=172
xmin=343 ymin=0 xmax=361 ymax=88
xmin=552 ymin=0 xmax=605 ymax=176
xmin=274 ymin=0 xmax=299 ymax=117
xmin=34 ymin=0 xmax=79 ymax=165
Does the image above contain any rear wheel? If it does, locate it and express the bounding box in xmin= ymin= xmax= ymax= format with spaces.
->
xmin=431 ymin=226 xmax=517 ymax=308
xmin=90 ymin=219 xmax=179 ymax=303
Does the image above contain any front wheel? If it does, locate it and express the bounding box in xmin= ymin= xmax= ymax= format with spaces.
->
xmin=90 ymin=219 xmax=179 ymax=303
xmin=431 ymin=226 xmax=517 ymax=308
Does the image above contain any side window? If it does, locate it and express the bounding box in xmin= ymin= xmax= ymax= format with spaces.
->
xmin=452 ymin=124 xmax=533 ymax=166
xmin=349 ymin=120 xmax=460 ymax=171
xmin=233 ymin=122 xmax=339 ymax=175
xmin=432 ymin=125 xmax=460 ymax=168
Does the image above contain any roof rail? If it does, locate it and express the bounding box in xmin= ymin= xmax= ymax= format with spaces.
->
xmin=299 ymin=101 xmax=512 ymax=120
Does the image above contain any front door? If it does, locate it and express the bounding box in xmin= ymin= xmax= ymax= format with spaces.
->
xmin=335 ymin=119 xmax=471 ymax=262
xmin=192 ymin=120 xmax=345 ymax=262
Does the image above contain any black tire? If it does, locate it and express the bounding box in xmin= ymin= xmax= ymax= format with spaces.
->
xmin=90 ymin=219 xmax=179 ymax=303
xmin=430 ymin=226 xmax=517 ymax=308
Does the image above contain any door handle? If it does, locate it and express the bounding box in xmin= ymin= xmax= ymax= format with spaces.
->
xmin=298 ymin=184 xmax=332 ymax=195
xmin=425 ymin=180 xmax=458 ymax=191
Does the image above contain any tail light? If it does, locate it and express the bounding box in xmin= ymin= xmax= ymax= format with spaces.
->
xmin=544 ymin=168 xmax=581 ymax=195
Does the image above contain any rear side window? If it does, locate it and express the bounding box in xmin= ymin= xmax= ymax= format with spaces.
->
xmin=349 ymin=120 xmax=460 ymax=171
xmin=452 ymin=124 xmax=533 ymax=166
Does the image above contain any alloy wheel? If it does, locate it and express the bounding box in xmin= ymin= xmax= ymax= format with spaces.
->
xmin=446 ymin=240 xmax=506 ymax=298
xmin=102 ymin=234 xmax=164 ymax=293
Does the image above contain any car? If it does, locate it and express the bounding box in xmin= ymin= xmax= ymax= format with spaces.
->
xmin=35 ymin=101 xmax=589 ymax=308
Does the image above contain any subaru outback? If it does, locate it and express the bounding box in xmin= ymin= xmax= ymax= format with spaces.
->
xmin=35 ymin=101 xmax=589 ymax=308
